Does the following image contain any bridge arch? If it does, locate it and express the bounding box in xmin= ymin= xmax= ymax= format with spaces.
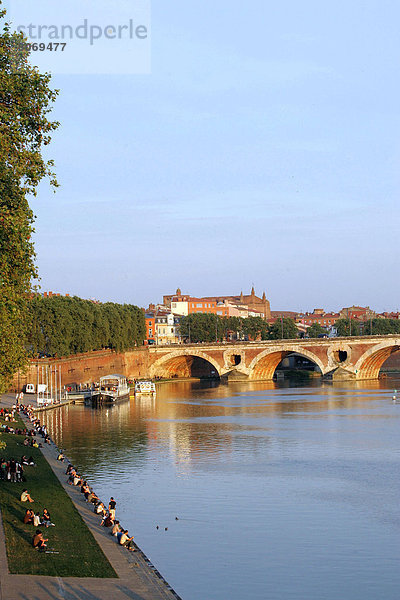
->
xmin=149 ymin=350 xmax=222 ymax=380
xmin=248 ymin=346 xmax=325 ymax=380
xmin=354 ymin=340 xmax=400 ymax=379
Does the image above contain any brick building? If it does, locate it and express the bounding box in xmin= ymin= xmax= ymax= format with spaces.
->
xmin=163 ymin=287 xmax=271 ymax=319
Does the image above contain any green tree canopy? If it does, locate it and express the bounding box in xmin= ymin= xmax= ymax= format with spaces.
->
xmin=335 ymin=318 xmax=360 ymax=337
xmin=0 ymin=6 xmax=59 ymax=391
xmin=180 ymin=313 xmax=223 ymax=343
xmin=241 ymin=316 xmax=269 ymax=340
xmin=362 ymin=318 xmax=400 ymax=336
xmin=306 ymin=323 xmax=328 ymax=338
xmin=28 ymin=296 xmax=146 ymax=357
xmin=269 ymin=317 xmax=298 ymax=340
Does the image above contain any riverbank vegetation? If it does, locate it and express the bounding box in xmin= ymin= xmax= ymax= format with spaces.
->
xmin=28 ymin=295 xmax=146 ymax=356
xmin=0 ymin=413 xmax=117 ymax=577
xmin=0 ymin=5 xmax=59 ymax=393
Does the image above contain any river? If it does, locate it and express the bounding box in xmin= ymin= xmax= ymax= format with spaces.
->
xmin=42 ymin=377 xmax=400 ymax=600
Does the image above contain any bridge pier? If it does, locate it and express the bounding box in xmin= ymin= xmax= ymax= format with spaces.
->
xmin=323 ymin=367 xmax=357 ymax=381
xmin=220 ymin=369 xmax=250 ymax=382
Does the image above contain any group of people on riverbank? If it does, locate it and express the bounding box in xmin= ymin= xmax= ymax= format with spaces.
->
xmin=3 ymin=402 xmax=137 ymax=554
xmin=64 ymin=462 xmax=136 ymax=551
xmin=0 ymin=456 xmax=36 ymax=482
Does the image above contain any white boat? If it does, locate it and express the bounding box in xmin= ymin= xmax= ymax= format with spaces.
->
xmin=134 ymin=380 xmax=156 ymax=397
xmin=90 ymin=374 xmax=130 ymax=405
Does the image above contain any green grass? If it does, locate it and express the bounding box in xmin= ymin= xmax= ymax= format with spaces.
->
xmin=0 ymin=415 xmax=117 ymax=577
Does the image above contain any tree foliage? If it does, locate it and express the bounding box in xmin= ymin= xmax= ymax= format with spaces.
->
xmin=306 ymin=323 xmax=328 ymax=338
xmin=179 ymin=314 xmax=298 ymax=342
xmin=335 ymin=318 xmax=360 ymax=337
xmin=28 ymin=296 xmax=146 ymax=356
xmin=361 ymin=318 xmax=400 ymax=336
xmin=0 ymin=5 xmax=59 ymax=391
xmin=269 ymin=317 xmax=298 ymax=340
xmin=179 ymin=313 xmax=223 ymax=343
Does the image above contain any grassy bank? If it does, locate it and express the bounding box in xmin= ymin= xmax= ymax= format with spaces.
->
xmin=0 ymin=414 xmax=117 ymax=577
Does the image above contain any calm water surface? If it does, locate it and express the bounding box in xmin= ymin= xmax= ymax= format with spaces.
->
xmin=42 ymin=378 xmax=400 ymax=600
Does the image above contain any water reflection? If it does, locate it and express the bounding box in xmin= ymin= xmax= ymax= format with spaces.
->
xmin=42 ymin=377 xmax=400 ymax=600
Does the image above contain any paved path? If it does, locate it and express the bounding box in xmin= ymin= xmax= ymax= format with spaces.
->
xmin=0 ymin=394 xmax=182 ymax=600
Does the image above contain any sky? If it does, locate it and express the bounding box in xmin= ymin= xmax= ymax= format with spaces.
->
xmin=9 ymin=0 xmax=400 ymax=312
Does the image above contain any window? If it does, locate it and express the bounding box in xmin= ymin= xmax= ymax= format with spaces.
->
xmin=197 ymin=303 xmax=202 ymax=308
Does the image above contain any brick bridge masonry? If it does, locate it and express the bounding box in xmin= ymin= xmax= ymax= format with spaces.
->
xmin=13 ymin=335 xmax=400 ymax=390
xmin=148 ymin=335 xmax=400 ymax=381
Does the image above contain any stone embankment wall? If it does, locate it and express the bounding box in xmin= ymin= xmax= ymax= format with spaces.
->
xmin=12 ymin=348 xmax=150 ymax=391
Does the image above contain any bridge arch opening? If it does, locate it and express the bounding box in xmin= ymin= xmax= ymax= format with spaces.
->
xmin=249 ymin=350 xmax=322 ymax=381
xmin=249 ymin=344 xmax=324 ymax=381
xmin=356 ymin=344 xmax=400 ymax=379
xmin=151 ymin=353 xmax=220 ymax=380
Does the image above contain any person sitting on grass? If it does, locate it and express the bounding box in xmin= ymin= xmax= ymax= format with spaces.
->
xmin=20 ymin=489 xmax=34 ymax=502
xmin=32 ymin=529 xmax=48 ymax=551
xmin=42 ymin=508 xmax=55 ymax=527
xmin=23 ymin=509 xmax=34 ymax=525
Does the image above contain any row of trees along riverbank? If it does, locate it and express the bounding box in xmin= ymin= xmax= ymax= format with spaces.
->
xmin=180 ymin=314 xmax=400 ymax=343
xmin=28 ymin=295 xmax=146 ymax=357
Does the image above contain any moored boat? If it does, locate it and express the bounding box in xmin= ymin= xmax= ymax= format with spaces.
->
xmin=134 ymin=380 xmax=156 ymax=397
xmin=90 ymin=374 xmax=130 ymax=405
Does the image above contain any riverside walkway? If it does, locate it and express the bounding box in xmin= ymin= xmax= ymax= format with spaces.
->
xmin=0 ymin=393 xmax=181 ymax=600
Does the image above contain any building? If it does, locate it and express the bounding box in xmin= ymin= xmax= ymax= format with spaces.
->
xmin=145 ymin=312 xmax=156 ymax=344
xmin=164 ymin=287 xmax=271 ymax=320
xmin=155 ymin=310 xmax=182 ymax=345
xmin=298 ymin=310 xmax=340 ymax=328
xmin=339 ymin=306 xmax=376 ymax=321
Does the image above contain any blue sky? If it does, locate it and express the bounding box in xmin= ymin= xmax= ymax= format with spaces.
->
xmin=17 ymin=0 xmax=400 ymax=311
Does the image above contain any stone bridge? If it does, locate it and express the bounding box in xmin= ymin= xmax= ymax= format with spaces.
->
xmin=148 ymin=335 xmax=400 ymax=381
